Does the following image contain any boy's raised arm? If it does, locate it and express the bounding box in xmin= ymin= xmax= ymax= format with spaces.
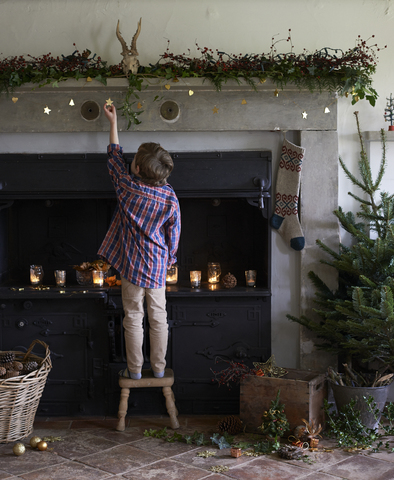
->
xmin=103 ymin=103 xmax=119 ymax=145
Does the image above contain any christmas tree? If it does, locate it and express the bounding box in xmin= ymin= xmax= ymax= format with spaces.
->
xmin=288 ymin=111 xmax=394 ymax=375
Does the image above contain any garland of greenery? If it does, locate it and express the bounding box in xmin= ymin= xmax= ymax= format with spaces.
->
xmin=0 ymin=35 xmax=385 ymax=129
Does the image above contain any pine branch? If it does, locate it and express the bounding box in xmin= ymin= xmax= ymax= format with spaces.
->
xmin=373 ymin=129 xmax=387 ymax=190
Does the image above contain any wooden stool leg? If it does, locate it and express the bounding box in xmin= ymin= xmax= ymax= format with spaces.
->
xmin=172 ymin=391 xmax=179 ymax=417
xmin=163 ymin=386 xmax=179 ymax=429
xmin=116 ymin=387 xmax=130 ymax=431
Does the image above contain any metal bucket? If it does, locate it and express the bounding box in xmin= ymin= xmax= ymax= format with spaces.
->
xmin=330 ymin=382 xmax=390 ymax=430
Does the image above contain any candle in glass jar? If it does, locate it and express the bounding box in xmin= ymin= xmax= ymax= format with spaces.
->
xmin=54 ymin=270 xmax=66 ymax=287
xmin=208 ymin=262 xmax=221 ymax=284
xmin=190 ymin=270 xmax=201 ymax=288
xmin=92 ymin=270 xmax=104 ymax=287
xmin=245 ymin=270 xmax=257 ymax=287
xmin=166 ymin=264 xmax=178 ymax=284
xmin=30 ymin=265 xmax=44 ymax=285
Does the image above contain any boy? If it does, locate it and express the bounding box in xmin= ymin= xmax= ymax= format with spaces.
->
xmin=98 ymin=103 xmax=181 ymax=380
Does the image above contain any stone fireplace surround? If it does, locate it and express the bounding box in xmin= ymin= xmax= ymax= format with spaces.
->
xmin=0 ymin=78 xmax=339 ymax=372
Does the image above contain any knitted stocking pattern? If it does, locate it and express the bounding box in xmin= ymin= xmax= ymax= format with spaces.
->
xmin=270 ymin=138 xmax=305 ymax=251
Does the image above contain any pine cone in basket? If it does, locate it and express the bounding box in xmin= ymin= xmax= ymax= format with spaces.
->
xmin=217 ymin=415 xmax=244 ymax=435
xmin=0 ymin=351 xmax=15 ymax=367
xmin=222 ymin=272 xmax=237 ymax=289
xmin=22 ymin=360 xmax=39 ymax=374
xmin=12 ymin=361 xmax=23 ymax=371
xmin=4 ymin=370 xmax=20 ymax=379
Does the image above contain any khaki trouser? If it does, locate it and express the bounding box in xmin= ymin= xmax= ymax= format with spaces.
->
xmin=121 ymin=277 xmax=168 ymax=374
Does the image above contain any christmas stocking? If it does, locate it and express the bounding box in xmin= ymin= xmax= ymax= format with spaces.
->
xmin=270 ymin=138 xmax=305 ymax=251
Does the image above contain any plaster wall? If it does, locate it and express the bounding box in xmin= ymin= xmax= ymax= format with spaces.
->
xmin=0 ymin=0 xmax=393 ymax=370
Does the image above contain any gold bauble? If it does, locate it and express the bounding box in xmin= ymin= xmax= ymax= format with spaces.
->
xmin=13 ymin=443 xmax=26 ymax=456
xmin=37 ymin=441 xmax=48 ymax=451
xmin=30 ymin=436 xmax=42 ymax=448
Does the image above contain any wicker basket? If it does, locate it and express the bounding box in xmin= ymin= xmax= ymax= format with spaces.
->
xmin=0 ymin=339 xmax=52 ymax=443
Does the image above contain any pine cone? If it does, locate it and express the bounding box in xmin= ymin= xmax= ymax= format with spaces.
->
xmin=222 ymin=273 xmax=237 ymax=289
xmin=0 ymin=366 xmax=6 ymax=377
xmin=217 ymin=415 xmax=243 ymax=435
xmin=23 ymin=361 xmax=39 ymax=374
xmin=12 ymin=361 xmax=23 ymax=371
xmin=4 ymin=370 xmax=20 ymax=379
xmin=0 ymin=351 xmax=15 ymax=368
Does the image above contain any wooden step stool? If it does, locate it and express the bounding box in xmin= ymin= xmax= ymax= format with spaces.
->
xmin=116 ymin=368 xmax=179 ymax=431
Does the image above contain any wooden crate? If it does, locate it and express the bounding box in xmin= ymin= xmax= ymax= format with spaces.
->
xmin=240 ymin=369 xmax=327 ymax=433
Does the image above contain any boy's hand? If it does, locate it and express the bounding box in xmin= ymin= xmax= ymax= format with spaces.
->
xmin=103 ymin=103 xmax=117 ymax=124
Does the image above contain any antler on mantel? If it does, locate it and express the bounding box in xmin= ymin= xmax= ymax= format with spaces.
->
xmin=116 ymin=18 xmax=142 ymax=77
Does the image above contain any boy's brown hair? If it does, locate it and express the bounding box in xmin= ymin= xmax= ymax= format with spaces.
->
xmin=134 ymin=142 xmax=173 ymax=186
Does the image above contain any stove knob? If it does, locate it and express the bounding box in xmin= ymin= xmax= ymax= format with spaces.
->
xmin=16 ymin=318 xmax=28 ymax=329
xmin=23 ymin=301 xmax=33 ymax=310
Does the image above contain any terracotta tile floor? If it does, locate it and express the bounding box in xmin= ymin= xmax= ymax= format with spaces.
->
xmin=2 ymin=414 xmax=394 ymax=479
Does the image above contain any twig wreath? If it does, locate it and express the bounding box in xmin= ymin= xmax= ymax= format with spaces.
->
xmin=0 ymin=32 xmax=386 ymax=129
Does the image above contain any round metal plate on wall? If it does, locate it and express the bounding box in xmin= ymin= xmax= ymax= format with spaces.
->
xmin=81 ymin=101 xmax=100 ymax=121
xmin=160 ymin=100 xmax=180 ymax=122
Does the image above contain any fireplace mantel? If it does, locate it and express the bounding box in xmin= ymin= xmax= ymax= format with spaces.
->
xmin=1 ymin=78 xmax=337 ymax=133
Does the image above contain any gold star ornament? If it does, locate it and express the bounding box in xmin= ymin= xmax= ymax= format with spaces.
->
xmin=105 ymin=98 xmax=114 ymax=107
xmin=253 ymin=355 xmax=288 ymax=378
xmin=44 ymin=106 xmax=51 ymax=115
xmin=212 ymin=106 xmax=219 ymax=114
xmin=302 ymin=111 xmax=308 ymax=119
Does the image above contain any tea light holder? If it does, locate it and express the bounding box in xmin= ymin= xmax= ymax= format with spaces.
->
xmin=92 ymin=270 xmax=105 ymax=287
xmin=190 ymin=270 xmax=201 ymax=288
xmin=208 ymin=262 xmax=221 ymax=284
xmin=166 ymin=264 xmax=178 ymax=284
xmin=54 ymin=270 xmax=66 ymax=287
xmin=245 ymin=270 xmax=257 ymax=287
xmin=30 ymin=265 xmax=44 ymax=285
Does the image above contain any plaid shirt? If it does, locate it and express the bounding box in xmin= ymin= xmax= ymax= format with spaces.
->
xmin=98 ymin=144 xmax=181 ymax=289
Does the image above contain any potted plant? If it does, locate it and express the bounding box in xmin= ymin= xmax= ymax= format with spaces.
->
xmin=288 ymin=111 xmax=394 ymax=426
